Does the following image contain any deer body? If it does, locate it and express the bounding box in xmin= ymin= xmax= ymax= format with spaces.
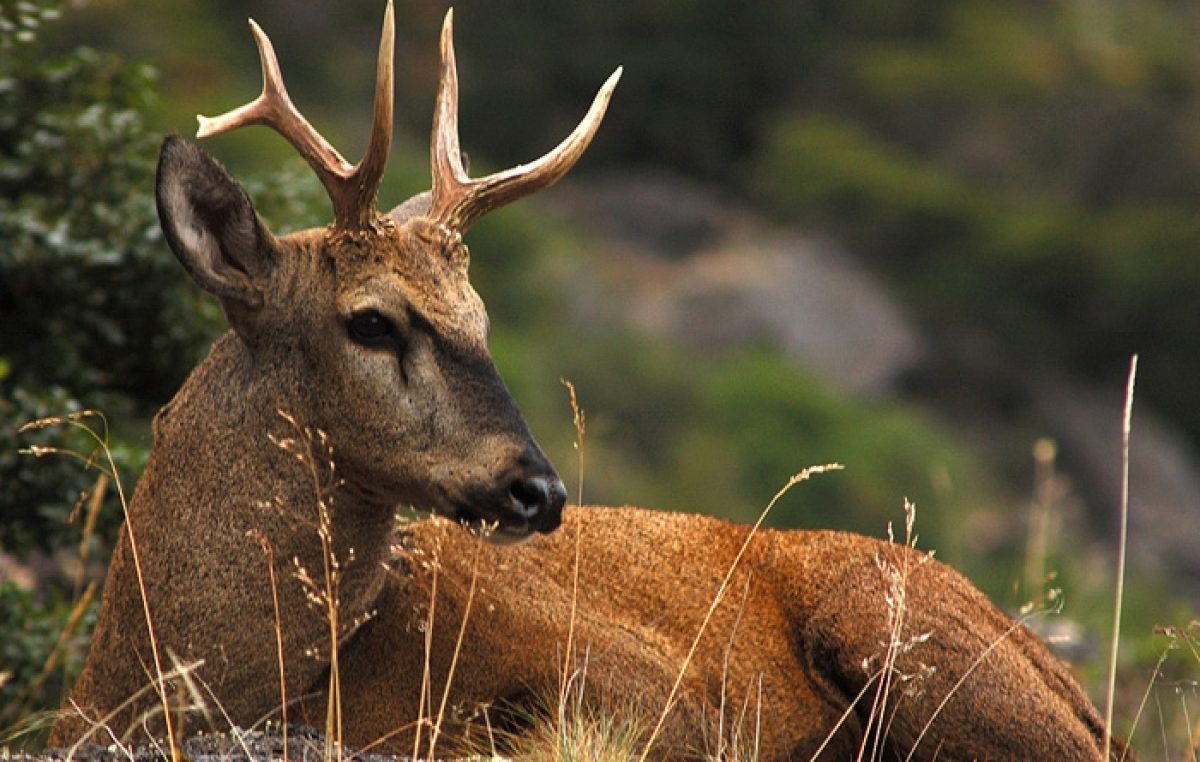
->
xmin=49 ymin=5 xmax=1130 ymax=760
xmin=323 ymin=507 xmax=1121 ymax=760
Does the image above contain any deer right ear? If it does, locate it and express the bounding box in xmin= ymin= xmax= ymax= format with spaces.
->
xmin=155 ymin=134 xmax=273 ymax=312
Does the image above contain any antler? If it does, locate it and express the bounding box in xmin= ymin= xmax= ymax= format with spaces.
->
xmin=196 ymin=1 xmax=395 ymax=230
xmin=429 ymin=9 xmax=622 ymax=232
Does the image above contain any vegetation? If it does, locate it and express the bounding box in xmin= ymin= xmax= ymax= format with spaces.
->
xmin=3 ymin=0 xmax=1199 ymax=756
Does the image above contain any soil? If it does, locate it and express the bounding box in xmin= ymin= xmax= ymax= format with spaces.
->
xmin=9 ymin=725 xmax=444 ymax=762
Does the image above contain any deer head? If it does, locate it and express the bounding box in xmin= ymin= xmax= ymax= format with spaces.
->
xmin=154 ymin=3 xmax=619 ymax=541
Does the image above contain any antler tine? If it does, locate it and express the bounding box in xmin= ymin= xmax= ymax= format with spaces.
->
xmin=429 ymin=9 xmax=621 ymax=232
xmin=196 ymin=0 xmax=396 ymax=230
xmin=431 ymin=9 xmax=469 ymax=204
xmin=352 ymin=0 xmax=395 ymax=225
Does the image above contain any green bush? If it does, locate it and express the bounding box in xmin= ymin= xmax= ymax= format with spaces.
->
xmin=0 ymin=579 xmax=94 ymax=738
xmin=750 ymin=114 xmax=979 ymax=261
xmin=0 ymin=18 xmax=183 ymax=550
xmin=751 ymin=111 xmax=1200 ymax=449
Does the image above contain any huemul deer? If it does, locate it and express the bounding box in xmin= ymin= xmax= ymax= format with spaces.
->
xmin=49 ymin=5 xmax=1133 ymax=761
xmin=48 ymin=2 xmax=610 ymax=746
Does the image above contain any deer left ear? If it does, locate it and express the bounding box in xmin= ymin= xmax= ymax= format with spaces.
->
xmin=155 ymin=134 xmax=274 ymax=313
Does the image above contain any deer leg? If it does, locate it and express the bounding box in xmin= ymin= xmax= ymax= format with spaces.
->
xmin=793 ymin=538 xmax=1120 ymax=761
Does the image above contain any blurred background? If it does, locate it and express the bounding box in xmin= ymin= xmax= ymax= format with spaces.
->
xmin=2 ymin=0 xmax=1199 ymax=753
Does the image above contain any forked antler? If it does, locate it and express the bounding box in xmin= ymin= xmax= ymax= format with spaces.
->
xmin=429 ymin=9 xmax=622 ymax=232
xmin=196 ymin=1 xmax=395 ymax=230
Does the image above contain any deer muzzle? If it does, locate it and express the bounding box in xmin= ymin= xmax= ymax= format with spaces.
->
xmin=455 ymin=463 xmax=566 ymax=544
xmin=506 ymin=473 xmax=567 ymax=534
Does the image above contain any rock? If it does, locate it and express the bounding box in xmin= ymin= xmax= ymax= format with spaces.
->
xmin=1034 ymin=378 xmax=1200 ymax=592
xmin=551 ymin=171 xmax=926 ymax=397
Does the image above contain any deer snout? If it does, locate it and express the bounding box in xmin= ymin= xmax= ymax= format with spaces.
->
xmin=507 ymin=474 xmax=567 ymax=534
xmin=452 ymin=457 xmax=567 ymax=543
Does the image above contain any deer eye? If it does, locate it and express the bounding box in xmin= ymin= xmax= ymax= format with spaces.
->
xmin=347 ymin=310 xmax=395 ymax=347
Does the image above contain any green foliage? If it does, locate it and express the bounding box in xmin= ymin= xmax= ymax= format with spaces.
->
xmin=0 ymin=579 xmax=93 ymax=736
xmin=750 ymin=114 xmax=977 ymax=260
xmin=0 ymin=43 xmax=220 ymax=406
xmin=0 ymin=27 xmax=206 ymax=551
xmin=0 ymin=0 xmax=62 ymax=52
xmin=751 ymin=110 xmax=1200 ymax=440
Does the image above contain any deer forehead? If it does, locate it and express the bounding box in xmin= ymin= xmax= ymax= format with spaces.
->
xmin=324 ymin=220 xmax=489 ymax=342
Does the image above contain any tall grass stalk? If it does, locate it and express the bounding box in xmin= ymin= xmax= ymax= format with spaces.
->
xmin=857 ymin=500 xmax=922 ymax=762
xmin=269 ymin=411 xmax=353 ymax=760
xmin=427 ymin=531 xmax=486 ymax=759
xmin=559 ymin=379 xmax=588 ymax=727
xmin=1119 ymin=643 xmax=1172 ymax=757
xmin=638 ymin=463 xmax=843 ymax=762
xmin=1104 ymin=354 xmax=1137 ymax=758
xmin=21 ymin=411 xmax=183 ymax=762
xmin=248 ymin=529 xmax=288 ymax=762
xmin=712 ymin=577 xmax=757 ymax=761
xmin=413 ymin=530 xmax=442 ymax=759
xmin=1023 ymin=438 xmax=1060 ymax=600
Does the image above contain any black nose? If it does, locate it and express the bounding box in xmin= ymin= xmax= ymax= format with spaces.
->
xmin=509 ymin=475 xmax=567 ymax=534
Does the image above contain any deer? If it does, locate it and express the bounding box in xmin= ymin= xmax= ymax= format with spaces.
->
xmin=48 ymin=4 xmax=1134 ymax=760
xmin=47 ymin=1 xmax=602 ymax=747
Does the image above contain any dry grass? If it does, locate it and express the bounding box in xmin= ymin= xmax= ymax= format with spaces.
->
xmin=247 ymin=528 xmax=289 ymax=762
xmin=493 ymin=687 xmax=652 ymax=762
xmin=19 ymin=411 xmax=185 ymax=762
xmin=1103 ymin=355 xmax=1137 ymax=758
xmin=267 ymin=410 xmax=353 ymax=758
xmin=559 ymin=379 xmax=587 ymax=718
xmin=12 ymin=361 xmax=1200 ymax=760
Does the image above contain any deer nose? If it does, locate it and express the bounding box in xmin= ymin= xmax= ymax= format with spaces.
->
xmin=508 ymin=475 xmax=567 ymax=534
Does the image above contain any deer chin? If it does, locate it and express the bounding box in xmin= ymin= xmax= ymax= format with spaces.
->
xmin=409 ymin=491 xmax=538 ymax=544
xmin=451 ymin=504 xmax=537 ymax=545
xmin=465 ymin=519 xmax=536 ymax=546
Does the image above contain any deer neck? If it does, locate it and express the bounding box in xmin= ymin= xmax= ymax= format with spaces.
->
xmin=103 ymin=329 xmax=396 ymax=719
xmin=146 ymin=329 xmax=395 ymax=546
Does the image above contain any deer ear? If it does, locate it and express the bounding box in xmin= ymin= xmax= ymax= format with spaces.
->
xmin=155 ymin=134 xmax=273 ymax=312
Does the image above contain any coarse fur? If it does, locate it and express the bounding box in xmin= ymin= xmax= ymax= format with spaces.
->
xmin=49 ymin=7 xmax=1132 ymax=761
xmin=326 ymin=508 xmax=1130 ymax=760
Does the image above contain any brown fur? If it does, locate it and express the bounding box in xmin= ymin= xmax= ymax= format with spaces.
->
xmin=318 ymin=508 xmax=1129 ymax=761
